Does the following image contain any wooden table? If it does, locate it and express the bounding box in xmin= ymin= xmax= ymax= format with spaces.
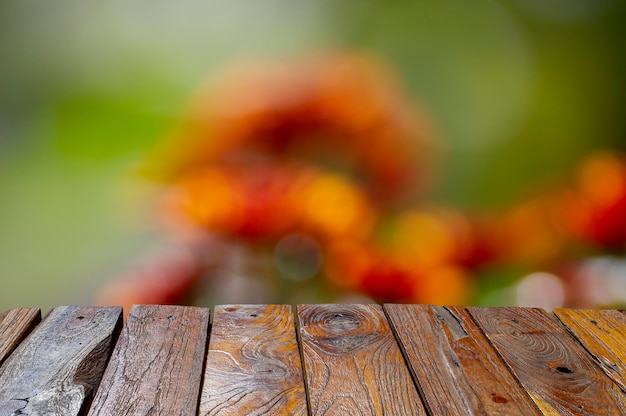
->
xmin=0 ymin=304 xmax=624 ymax=415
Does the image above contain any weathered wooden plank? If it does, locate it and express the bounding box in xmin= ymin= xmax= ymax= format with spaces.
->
xmin=470 ymin=307 xmax=626 ymax=415
xmin=298 ymin=304 xmax=427 ymax=415
xmin=199 ymin=305 xmax=307 ymax=416
xmin=0 ymin=307 xmax=41 ymax=367
xmin=0 ymin=306 xmax=122 ymax=416
xmin=554 ymin=308 xmax=626 ymax=394
xmin=88 ymin=304 xmax=210 ymax=416
xmin=385 ymin=304 xmax=540 ymax=415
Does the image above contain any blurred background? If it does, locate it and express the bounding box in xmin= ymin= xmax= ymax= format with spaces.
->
xmin=2 ymin=0 xmax=626 ymax=312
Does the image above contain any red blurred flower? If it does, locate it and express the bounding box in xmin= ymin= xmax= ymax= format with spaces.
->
xmin=563 ymin=151 xmax=626 ymax=249
xmin=161 ymin=163 xmax=376 ymax=243
xmin=497 ymin=196 xmax=566 ymax=266
xmin=386 ymin=208 xmax=505 ymax=271
xmin=158 ymin=53 xmax=431 ymax=202
xmin=99 ymin=53 xmax=456 ymax=308
xmin=326 ymin=239 xmax=471 ymax=305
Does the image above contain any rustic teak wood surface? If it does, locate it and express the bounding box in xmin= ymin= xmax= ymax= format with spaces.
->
xmin=200 ymin=305 xmax=307 ymax=415
xmin=0 ymin=304 xmax=624 ymax=415
xmin=385 ymin=304 xmax=541 ymax=415
xmin=0 ymin=307 xmax=40 ymax=367
xmin=470 ymin=306 xmax=626 ymax=414
xmin=553 ymin=308 xmax=626 ymax=395
xmin=0 ymin=306 xmax=121 ymax=416
xmin=299 ymin=304 xmax=426 ymax=415
xmin=88 ymin=305 xmax=210 ymax=416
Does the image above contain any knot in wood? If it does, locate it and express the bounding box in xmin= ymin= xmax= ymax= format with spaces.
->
xmin=300 ymin=306 xmax=383 ymax=354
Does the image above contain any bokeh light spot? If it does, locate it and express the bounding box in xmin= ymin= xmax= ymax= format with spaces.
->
xmin=516 ymin=272 xmax=565 ymax=309
xmin=274 ymin=233 xmax=323 ymax=281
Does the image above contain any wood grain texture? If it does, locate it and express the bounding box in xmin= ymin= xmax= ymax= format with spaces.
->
xmin=0 ymin=307 xmax=41 ymax=366
xmin=88 ymin=304 xmax=210 ymax=416
xmin=199 ymin=305 xmax=307 ymax=416
xmin=298 ymin=304 xmax=427 ymax=415
xmin=385 ymin=304 xmax=540 ymax=415
xmin=554 ymin=308 xmax=626 ymax=394
xmin=0 ymin=306 xmax=122 ymax=416
xmin=470 ymin=307 xmax=626 ymax=415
